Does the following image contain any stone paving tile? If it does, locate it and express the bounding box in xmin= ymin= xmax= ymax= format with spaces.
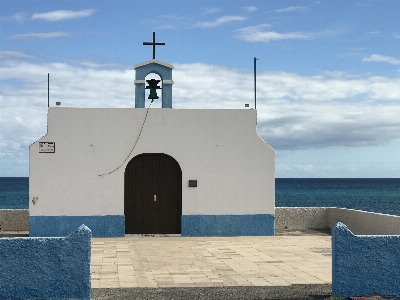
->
xmin=91 ymin=235 xmax=331 ymax=288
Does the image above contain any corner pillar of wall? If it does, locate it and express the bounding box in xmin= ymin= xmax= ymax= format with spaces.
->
xmin=162 ymin=81 xmax=173 ymax=108
xmin=134 ymin=81 xmax=145 ymax=108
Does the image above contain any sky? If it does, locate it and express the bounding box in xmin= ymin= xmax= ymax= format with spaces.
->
xmin=1 ymin=0 xmax=400 ymax=178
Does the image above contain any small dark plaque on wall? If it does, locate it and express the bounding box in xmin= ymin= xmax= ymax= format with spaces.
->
xmin=189 ymin=180 xmax=197 ymax=187
xmin=39 ymin=142 xmax=55 ymax=153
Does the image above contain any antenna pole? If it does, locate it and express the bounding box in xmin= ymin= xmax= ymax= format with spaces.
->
xmin=47 ymin=73 xmax=49 ymax=108
xmin=254 ymin=57 xmax=259 ymax=109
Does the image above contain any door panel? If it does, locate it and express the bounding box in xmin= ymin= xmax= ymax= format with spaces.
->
xmin=124 ymin=153 xmax=182 ymax=234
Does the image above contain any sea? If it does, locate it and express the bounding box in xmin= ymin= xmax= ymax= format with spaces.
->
xmin=1 ymin=177 xmax=400 ymax=216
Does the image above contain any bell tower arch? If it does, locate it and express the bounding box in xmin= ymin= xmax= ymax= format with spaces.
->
xmin=134 ymin=32 xmax=173 ymax=108
xmin=134 ymin=60 xmax=174 ymax=108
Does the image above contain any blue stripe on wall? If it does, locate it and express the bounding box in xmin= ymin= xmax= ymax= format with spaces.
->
xmin=30 ymin=215 xmax=124 ymax=237
xmin=181 ymin=214 xmax=274 ymax=236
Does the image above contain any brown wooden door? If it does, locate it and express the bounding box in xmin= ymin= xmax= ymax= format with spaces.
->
xmin=124 ymin=153 xmax=182 ymax=234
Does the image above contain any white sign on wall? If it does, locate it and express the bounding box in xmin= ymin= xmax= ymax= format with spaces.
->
xmin=39 ymin=142 xmax=55 ymax=153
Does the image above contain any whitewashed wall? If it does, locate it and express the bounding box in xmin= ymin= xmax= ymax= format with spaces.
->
xmin=29 ymin=108 xmax=274 ymax=217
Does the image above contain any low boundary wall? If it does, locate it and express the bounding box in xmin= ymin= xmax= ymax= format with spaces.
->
xmin=275 ymin=207 xmax=400 ymax=235
xmin=332 ymin=222 xmax=400 ymax=297
xmin=329 ymin=208 xmax=400 ymax=235
xmin=275 ymin=207 xmax=331 ymax=230
xmin=0 ymin=209 xmax=29 ymax=231
xmin=0 ymin=224 xmax=91 ymax=300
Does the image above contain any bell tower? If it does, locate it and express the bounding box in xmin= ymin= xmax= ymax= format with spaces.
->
xmin=134 ymin=32 xmax=174 ymax=108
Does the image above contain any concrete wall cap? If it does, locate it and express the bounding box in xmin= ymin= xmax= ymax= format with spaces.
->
xmin=134 ymin=59 xmax=174 ymax=70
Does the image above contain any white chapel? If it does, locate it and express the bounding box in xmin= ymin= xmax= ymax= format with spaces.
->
xmin=29 ymin=33 xmax=275 ymax=237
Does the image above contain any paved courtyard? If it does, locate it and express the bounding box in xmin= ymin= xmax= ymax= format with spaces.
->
xmin=91 ymin=235 xmax=331 ymax=288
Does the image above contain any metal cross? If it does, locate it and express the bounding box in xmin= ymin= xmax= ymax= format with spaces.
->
xmin=143 ymin=32 xmax=165 ymax=60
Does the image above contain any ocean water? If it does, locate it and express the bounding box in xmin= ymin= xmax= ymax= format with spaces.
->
xmin=1 ymin=177 xmax=400 ymax=216
xmin=0 ymin=177 xmax=29 ymax=209
xmin=276 ymin=178 xmax=400 ymax=216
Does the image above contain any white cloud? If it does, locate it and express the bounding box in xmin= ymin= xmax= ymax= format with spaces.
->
xmin=244 ymin=6 xmax=257 ymax=12
xmin=173 ymin=65 xmax=400 ymax=150
xmin=363 ymin=54 xmax=400 ymax=65
xmin=236 ymin=24 xmax=310 ymax=42
xmin=7 ymin=32 xmax=72 ymax=39
xmin=141 ymin=14 xmax=185 ymax=31
xmin=154 ymin=24 xmax=176 ymax=30
xmin=0 ymin=50 xmax=36 ymax=58
xmin=1 ymin=12 xmax=27 ymax=24
xmin=275 ymin=6 xmax=308 ymax=13
xmin=194 ymin=15 xmax=246 ymax=28
xmin=202 ymin=8 xmax=221 ymax=14
xmin=1 ymin=59 xmax=400 ymax=176
xmin=32 ymin=9 xmax=95 ymax=21
xmin=236 ymin=24 xmax=344 ymax=43
xmin=78 ymin=60 xmax=124 ymax=69
xmin=368 ymin=31 xmax=382 ymax=37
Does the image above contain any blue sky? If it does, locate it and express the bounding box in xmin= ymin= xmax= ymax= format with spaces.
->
xmin=1 ymin=0 xmax=400 ymax=177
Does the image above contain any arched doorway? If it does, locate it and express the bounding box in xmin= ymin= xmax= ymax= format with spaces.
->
xmin=124 ymin=153 xmax=182 ymax=234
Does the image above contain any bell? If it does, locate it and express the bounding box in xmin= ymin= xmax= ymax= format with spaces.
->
xmin=148 ymin=88 xmax=159 ymax=100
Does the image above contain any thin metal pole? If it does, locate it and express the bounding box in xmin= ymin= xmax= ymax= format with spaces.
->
xmin=254 ymin=57 xmax=259 ymax=109
xmin=48 ymin=73 xmax=49 ymax=108
xmin=152 ymin=32 xmax=156 ymax=59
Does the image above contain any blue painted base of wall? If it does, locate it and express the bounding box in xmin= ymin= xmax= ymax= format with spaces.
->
xmin=181 ymin=214 xmax=274 ymax=236
xmin=30 ymin=215 xmax=124 ymax=237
